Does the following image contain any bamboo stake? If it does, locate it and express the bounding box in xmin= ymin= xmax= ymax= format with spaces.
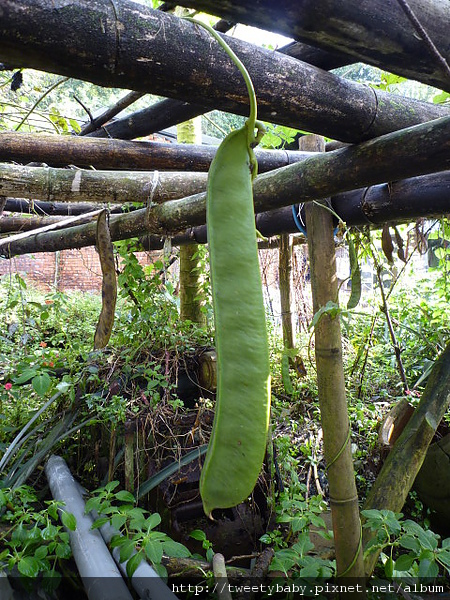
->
xmin=303 ymin=135 xmax=365 ymax=589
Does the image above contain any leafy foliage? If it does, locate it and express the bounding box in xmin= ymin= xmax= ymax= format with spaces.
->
xmin=0 ymin=486 xmax=75 ymax=590
xmin=86 ymin=480 xmax=191 ymax=579
xmin=363 ymin=509 xmax=450 ymax=580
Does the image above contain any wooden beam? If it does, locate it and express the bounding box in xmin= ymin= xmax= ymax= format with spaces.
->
xmin=0 ymin=164 xmax=208 ymax=204
xmin=0 ymin=0 xmax=447 ymax=143
xmin=86 ymin=42 xmax=352 ymax=141
xmin=0 ymin=132 xmax=311 ymax=173
xmin=175 ymin=0 xmax=450 ymax=92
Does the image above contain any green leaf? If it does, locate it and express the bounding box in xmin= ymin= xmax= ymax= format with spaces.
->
xmin=384 ymin=556 xmax=394 ymax=578
xmin=119 ymin=539 xmax=137 ymax=563
xmin=418 ymin=558 xmax=439 ymax=579
xmin=56 ymin=381 xmax=71 ymax=393
xmin=42 ymin=524 xmax=58 ymax=540
xmin=292 ymin=533 xmax=315 ymax=557
xmin=55 ymin=543 xmax=72 ymax=559
xmin=84 ymin=497 xmax=101 ymax=514
xmin=152 ymin=562 xmax=168 ymax=579
xmin=32 ymin=372 xmax=52 ymax=396
xmin=145 ymin=513 xmax=161 ymax=531
xmin=115 ymin=490 xmax=135 ymax=503
xmin=437 ymin=548 xmax=450 ymax=568
xmin=162 ymin=539 xmax=191 ymax=558
xmin=13 ymin=369 xmax=38 ymax=384
xmin=111 ymin=514 xmax=128 ymax=531
xmin=61 ymin=511 xmax=77 ymax=531
xmin=126 ymin=551 xmax=144 ymax=578
xmin=18 ymin=556 xmax=40 ymax=578
xmin=69 ymin=118 xmax=81 ymax=133
xmin=91 ymin=517 xmax=110 ymax=530
xmin=399 ymin=535 xmax=421 ymax=553
xmin=34 ymin=546 xmax=49 ymax=560
xmin=394 ymin=553 xmax=415 ymax=572
xmin=189 ymin=529 xmax=206 ymax=541
xmin=144 ymin=540 xmax=164 ymax=565
xmin=105 ymin=480 xmax=120 ymax=493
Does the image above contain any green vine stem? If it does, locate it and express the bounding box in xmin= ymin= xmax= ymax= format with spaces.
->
xmin=184 ymin=18 xmax=264 ymax=158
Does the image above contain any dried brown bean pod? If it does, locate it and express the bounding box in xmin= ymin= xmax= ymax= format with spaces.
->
xmin=393 ymin=225 xmax=406 ymax=262
xmin=94 ymin=210 xmax=117 ymax=349
xmin=381 ymin=223 xmax=394 ymax=264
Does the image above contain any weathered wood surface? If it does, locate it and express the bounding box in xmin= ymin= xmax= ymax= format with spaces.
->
xmin=167 ymin=170 xmax=450 ymax=244
xmin=0 ymin=132 xmax=311 ymax=173
xmin=176 ymin=0 xmax=450 ymax=92
xmin=0 ymin=164 xmax=208 ymax=204
xmin=86 ymin=42 xmax=351 ymax=140
xmin=3 ymin=198 xmax=129 ymax=216
xmin=3 ymin=171 xmax=449 ymax=242
xmin=2 ymin=116 xmax=449 ymax=256
xmin=0 ymin=0 xmax=447 ymax=143
xmin=79 ymin=90 xmax=144 ymax=136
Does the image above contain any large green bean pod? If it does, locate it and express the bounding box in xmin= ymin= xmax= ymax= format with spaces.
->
xmin=200 ymin=122 xmax=271 ymax=517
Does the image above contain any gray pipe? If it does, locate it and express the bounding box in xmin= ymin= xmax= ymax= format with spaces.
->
xmin=74 ymin=481 xmax=180 ymax=600
xmin=45 ymin=455 xmax=133 ymax=600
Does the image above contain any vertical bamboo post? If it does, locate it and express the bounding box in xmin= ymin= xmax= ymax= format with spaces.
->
xmin=279 ymin=233 xmax=295 ymax=350
xmin=177 ymin=6 xmax=206 ymax=327
xmin=303 ymin=135 xmax=365 ymax=588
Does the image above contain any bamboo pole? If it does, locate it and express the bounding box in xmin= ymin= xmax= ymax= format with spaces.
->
xmin=279 ymin=234 xmax=295 ymax=349
xmin=0 ymin=163 xmax=208 ymax=204
xmin=1 ymin=116 xmax=449 ymax=257
xmin=303 ymin=135 xmax=365 ymax=587
xmin=0 ymin=132 xmax=311 ymax=173
xmin=177 ymin=96 xmax=206 ymax=326
xmin=363 ymin=341 xmax=450 ymax=576
xmin=0 ymin=0 xmax=447 ymax=143
xmin=175 ymin=0 xmax=450 ymax=92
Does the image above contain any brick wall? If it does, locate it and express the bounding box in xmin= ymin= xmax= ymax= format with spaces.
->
xmin=0 ymin=246 xmax=155 ymax=293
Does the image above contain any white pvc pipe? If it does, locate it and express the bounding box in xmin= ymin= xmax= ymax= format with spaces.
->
xmin=45 ymin=455 xmax=133 ymax=600
xmin=75 ymin=483 xmax=180 ymax=600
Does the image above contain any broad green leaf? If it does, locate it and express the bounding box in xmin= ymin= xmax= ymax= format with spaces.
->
xmin=91 ymin=517 xmax=110 ymax=530
xmin=144 ymin=540 xmax=164 ymax=565
xmin=162 ymin=539 xmax=191 ymax=558
xmin=32 ymin=372 xmax=52 ymax=396
xmin=145 ymin=513 xmax=161 ymax=531
xmin=42 ymin=524 xmax=58 ymax=540
xmin=394 ymin=553 xmax=415 ymax=571
xmin=418 ymin=558 xmax=439 ymax=579
xmin=61 ymin=511 xmax=77 ymax=531
xmin=384 ymin=556 xmax=394 ymax=578
xmin=13 ymin=369 xmax=38 ymax=384
xmin=111 ymin=514 xmax=128 ymax=530
xmin=292 ymin=533 xmax=315 ymax=557
xmin=55 ymin=543 xmax=72 ymax=559
xmin=84 ymin=497 xmax=101 ymax=514
xmin=34 ymin=546 xmax=49 ymax=560
xmin=399 ymin=535 xmax=421 ymax=553
xmin=126 ymin=551 xmax=144 ymax=578
xmin=189 ymin=529 xmax=206 ymax=541
xmin=105 ymin=480 xmax=120 ymax=492
xmin=115 ymin=490 xmax=135 ymax=503
xmin=18 ymin=556 xmax=40 ymax=578
xmin=119 ymin=539 xmax=136 ymax=564
xmin=437 ymin=548 xmax=450 ymax=568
